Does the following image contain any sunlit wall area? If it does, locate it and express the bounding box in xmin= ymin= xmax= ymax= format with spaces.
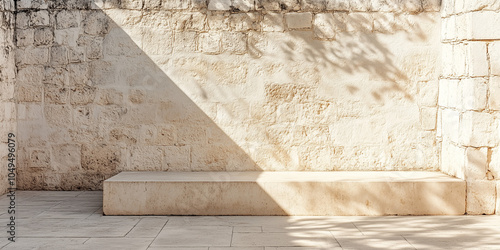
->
xmin=13 ymin=0 xmax=442 ymax=190
xmin=439 ymin=0 xmax=500 ymax=215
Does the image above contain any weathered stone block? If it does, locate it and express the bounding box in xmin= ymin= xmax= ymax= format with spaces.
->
xmin=349 ymin=0 xmax=372 ymax=11
xmin=44 ymin=105 xmax=72 ymax=126
xmin=70 ymin=85 xmax=96 ymax=105
xmin=441 ymin=109 xmax=460 ymax=143
xmin=28 ymin=149 xmax=50 ymax=168
xmin=208 ymin=0 xmax=231 ymax=10
xmin=266 ymin=83 xmax=312 ymax=103
xmin=466 ymin=42 xmax=489 ymax=77
xmin=163 ymin=0 xmax=189 ymax=9
xmin=207 ymin=12 xmax=230 ymax=31
xmin=229 ymin=13 xmax=259 ymax=32
xmin=460 ymin=78 xmax=487 ymax=111
xmin=171 ymin=12 xmax=206 ymax=31
xmin=68 ymin=46 xmax=85 ymax=63
xmin=54 ymin=28 xmax=80 ymax=46
xmin=16 ymin=12 xmax=29 ymax=29
xmin=141 ymin=11 xmax=171 ymax=28
xmin=420 ymin=107 xmax=437 ymax=130
xmin=56 ymin=10 xmax=79 ymax=29
xmin=16 ymin=85 xmax=43 ymax=103
xmin=44 ymin=84 xmax=69 ymax=104
xmin=460 ymin=111 xmax=497 ymax=147
xmin=326 ymin=0 xmax=349 ymax=10
xmin=417 ymin=80 xmax=438 ymax=107
xmin=467 ymin=11 xmax=500 ymax=40
xmin=50 ymin=46 xmax=68 ymax=65
xmin=128 ymin=89 xmax=145 ymax=104
xmin=142 ymin=28 xmax=173 ymax=55
xmin=51 ymin=144 xmax=81 ymax=173
xmin=83 ymin=11 xmax=109 ymax=36
xmin=108 ymin=127 xmax=138 ymax=144
xmin=73 ymin=106 xmax=93 ymax=127
xmin=163 ymin=146 xmax=190 ymax=170
xmin=120 ymin=0 xmax=144 ymax=9
xmin=30 ymin=10 xmax=50 ymax=26
xmin=490 ymin=42 xmax=500 ymax=76
xmin=86 ymin=36 xmax=103 ymax=59
xmin=190 ymin=144 xmax=229 ymax=171
xmin=257 ymin=0 xmax=300 ymax=11
xmin=82 ymin=144 xmax=121 ymax=172
xmin=17 ymin=66 xmax=44 ymax=85
xmin=33 ymin=27 xmax=53 ymax=46
xmin=154 ymin=124 xmax=177 ymax=145
xmin=96 ymin=88 xmax=123 ymax=105
xmin=489 ymin=76 xmax=500 ymax=111
xmin=464 ymin=147 xmax=488 ymax=180
xmin=438 ymin=79 xmax=459 ymax=108
xmin=465 ymin=0 xmax=500 ymax=12
xmin=143 ymin=0 xmax=161 ymax=9
xmin=301 ymin=0 xmax=326 ymax=11
xmin=285 ymin=12 xmax=312 ymax=30
xmin=128 ymin=146 xmax=164 ymax=171
xmin=467 ymin=180 xmax=496 ymax=215
xmin=173 ymin=31 xmax=197 ymax=52
xmin=232 ymin=0 xmax=254 ymax=11
xmin=199 ymin=32 xmax=221 ymax=54
xmin=262 ymin=13 xmax=284 ymax=32
xmin=176 ymin=124 xmax=207 ymax=144
xmin=191 ymin=0 xmax=207 ymax=9
xmin=440 ymin=140 xmax=465 ymax=179
xmin=44 ymin=66 xmax=68 ymax=85
xmin=491 ymin=147 xmax=500 ymax=179
xmin=16 ymin=28 xmax=34 ymax=47
xmin=313 ymin=13 xmax=336 ymax=40
xmin=16 ymin=47 xmax=49 ymax=65
xmin=221 ymin=32 xmax=246 ymax=54
xmin=298 ymin=145 xmax=333 ymax=170
xmin=452 ymin=43 xmax=467 ymax=77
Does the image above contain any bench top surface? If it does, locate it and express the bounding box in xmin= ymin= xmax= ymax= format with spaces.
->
xmin=105 ymin=171 xmax=464 ymax=183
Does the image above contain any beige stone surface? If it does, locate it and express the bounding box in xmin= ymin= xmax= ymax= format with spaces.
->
xmin=466 ymin=180 xmax=496 ymax=215
xmin=3 ymin=1 xmax=448 ymax=193
xmin=103 ymin=171 xmax=466 ymax=216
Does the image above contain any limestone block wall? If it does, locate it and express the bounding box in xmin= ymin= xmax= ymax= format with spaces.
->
xmin=439 ymin=0 xmax=500 ymax=214
xmin=0 ymin=0 xmax=16 ymax=194
xmin=14 ymin=0 xmax=441 ymax=190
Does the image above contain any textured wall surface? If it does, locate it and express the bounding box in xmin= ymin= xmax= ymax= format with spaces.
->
xmin=439 ymin=0 xmax=500 ymax=214
xmin=13 ymin=0 xmax=442 ymax=190
xmin=0 ymin=0 xmax=16 ymax=194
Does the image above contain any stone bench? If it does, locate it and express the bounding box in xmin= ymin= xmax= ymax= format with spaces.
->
xmin=103 ymin=171 xmax=465 ymax=216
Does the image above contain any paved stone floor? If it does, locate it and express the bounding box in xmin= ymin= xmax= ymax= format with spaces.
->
xmin=0 ymin=191 xmax=499 ymax=249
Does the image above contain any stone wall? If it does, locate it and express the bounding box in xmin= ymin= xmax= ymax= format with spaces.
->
xmin=439 ymin=0 xmax=500 ymax=214
xmin=14 ymin=0 xmax=441 ymax=190
xmin=0 ymin=0 xmax=16 ymax=194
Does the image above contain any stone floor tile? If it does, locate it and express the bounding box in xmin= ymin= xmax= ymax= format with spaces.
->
xmin=233 ymin=226 xmax=262 ymax=232
xmin=126 ymin=217 xmax=169 ymax=238
xmin=231 ymin=232 xmax=339 ymax=247
xmin=210 ymin=247 xmax=264 ymax=250
xmin=2 ymin=238 xmax=88 ymax=250
xmin=405 ymin=235 xmax=500 ymax=249
xmin=79 ymin=238 xmax=154 ymax=250
xmin=264 ymin=247 xmax=341 ymax=250
xmin=147 ymin=248 xmax=208 ymax=250
xmin=152 ymin=226 xmax=233 ymax=247
xmin=334 ymin=236 xmax=416 ymax=249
